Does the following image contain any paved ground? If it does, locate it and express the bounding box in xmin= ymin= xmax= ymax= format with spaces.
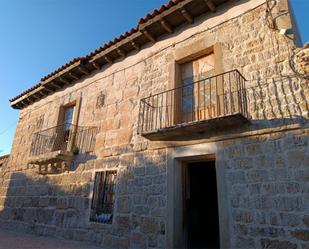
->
xmin=0 ymin=229 xmax=102 ymax=249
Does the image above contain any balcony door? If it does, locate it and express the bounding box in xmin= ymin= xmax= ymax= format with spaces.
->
xmin=180 ymin=53 xmax=216 ymax=123
xmin=63 ymin=105 xmax=75 ymax=147
xmin=54 ymin=104 xmax=77 ymax=152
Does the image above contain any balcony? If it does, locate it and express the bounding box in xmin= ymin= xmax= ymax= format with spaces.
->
xmin=138 ymin=70 xmax=249 ymax=140
xmin=28 ymin=123 xmax=98 ymax=173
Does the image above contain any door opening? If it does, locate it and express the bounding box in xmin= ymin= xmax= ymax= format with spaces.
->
xmin=185 ymin=161 xmax=220 ymax=249
xmin=179 ymin=53 xmax=216 ymax=123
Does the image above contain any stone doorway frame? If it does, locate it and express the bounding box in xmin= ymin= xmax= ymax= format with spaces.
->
xmin=166 ymin=143 xmax=231 ymax=249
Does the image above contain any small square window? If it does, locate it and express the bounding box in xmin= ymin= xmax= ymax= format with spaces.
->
xmin=90 ymin=171 xmax=117 ymax=224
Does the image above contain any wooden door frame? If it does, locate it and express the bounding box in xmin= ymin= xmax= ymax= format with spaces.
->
xmin=56 ymin=96 xmax=82 ymax=151
xmin=166 ymin=143 xmax=231 ymax=249
xmin=182 ymin=157 xmax=217 ymax=248
xmin=172 ymin=42 xmax=223 ymax=125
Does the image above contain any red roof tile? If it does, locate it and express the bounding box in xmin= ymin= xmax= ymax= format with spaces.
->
xmin=10 ymin=82 xmax=41 ymax=102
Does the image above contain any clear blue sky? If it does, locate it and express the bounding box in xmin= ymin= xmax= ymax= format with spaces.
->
xmin=0 ymin=0 xmax=308 ymax=156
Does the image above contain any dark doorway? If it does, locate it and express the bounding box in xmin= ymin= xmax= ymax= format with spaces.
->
xmin=186 ymin=161 xmax=220 ymax=249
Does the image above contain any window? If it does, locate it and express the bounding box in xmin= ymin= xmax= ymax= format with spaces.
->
xmin=90 ymin=171 xmax=117 ymax=224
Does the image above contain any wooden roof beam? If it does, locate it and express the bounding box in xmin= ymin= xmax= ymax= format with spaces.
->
xmin=204 ymin=0 xmax=216 ymax=12
xmin=29 ymin=94 xmax=39 ymax=100
xmin=20 ymin=96 xmax=32 ymax=105
xmin=43 ymin=85 xmax=54 ymax=93
xmin=27 ymin=96 xmax=36 ymax=103
xmin=33 ymin=92 xmax=42 ymax=99
xmin=43 ymin=90 xmax=51 ymax=95
xmin=180 ymin=8 xmax=193 ymax=23
xmin=59 ymin=77 xmax=70 ymax=85
xmin=104 ymin=56 xmax=113 ymax=64
xmin=14 ymin=102 xmax=23 ymax=109
xmin=77 ymin=66 xmax=90 ymax=75
xmin=142 ymin=29 xmax=156 ymax=42
xmin=117 ymin=48 xmax=126 ymax=57
xmin=21 ymin=100 xmax=29 ymax=106
xmin=36 ymin=91 xmax=46 ymax=97
xmin=160 ymin=19 xmax=173 ymax=33
xmin=92 ymin=61 xmax=101 ymax=70
xmin=50 ymin=81 xmax=62 ymax=90
xmin=131 ymin=41 xmax=140 ymax=50
xmin=68 ymin=72 xmax=80 ymax=80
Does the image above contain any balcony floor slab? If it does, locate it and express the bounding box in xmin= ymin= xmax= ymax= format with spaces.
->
xmin=28 ymin=150 xmax=73 ymax=165
xmin=141 ymin=113 xmax=249 ymax=141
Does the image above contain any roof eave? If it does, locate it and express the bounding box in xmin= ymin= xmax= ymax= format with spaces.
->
xmin=10 ymin=0 xmax=224 ymax=110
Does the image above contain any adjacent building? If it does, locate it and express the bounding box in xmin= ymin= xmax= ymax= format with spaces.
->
xmin=1 ymin=0 xmax=308 ymax=248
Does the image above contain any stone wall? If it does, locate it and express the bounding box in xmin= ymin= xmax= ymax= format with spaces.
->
xmin=292 ymin=43 xmax=309 ymax=78
xmin=1 ymin=0 xmax=308 ymax=248
xmin=0 ymin=149 xmax=167 ymax=248
xmin=220 ymin=129 xmax=309 ymax=248
xmin=7 ymin=0 xmax=305 ymax=171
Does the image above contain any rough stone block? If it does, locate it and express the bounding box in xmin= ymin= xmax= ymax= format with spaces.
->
xmin=130 ymin=232 xmax=146 ymax=249
xmin=247 ymin=170 xmax=269 ymax=183
xmin=101 ymin=235 xmax=129 ymax=249
xmin=280 ymin=213 xmax=302 ymax=227
xmin=140 ymin=217 xmax=159 ymax=234
xmin=287 ymin=151 xmax=309 ymax=167
xmin=273 ymin=196 xmax=304 ymax=212
xmin=228 ymin=171 xmax=246 ymax=185
xmin=291 ymin=229 xmax=309 ymax=241
xmin=233 ymin=210 xmax=254 ymax=223
xmin=37 ymin=209 xmax=54 ymax=225
xmin=56 ymin=198 xmax=68 ymax=209
xmin=235 ymin=236 xmax=255 ymax=249
xmin=248 ymin=226 xmax=285 ymax=238
xmin=116 ymin=196 xmax=132 ymax=214
xmin=133 ymin=167 xmax=145 ymax=177
xmin=134 ymin=205 xmax=150 ymax=215
xmin=260 ymin=239 xmax=297 ymax=249
xmin=115 ymin=215 xmax=130 ymax=232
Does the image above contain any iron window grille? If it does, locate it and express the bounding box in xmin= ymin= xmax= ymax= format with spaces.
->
xmin=90 ymin=170 xmax=117 ymax=224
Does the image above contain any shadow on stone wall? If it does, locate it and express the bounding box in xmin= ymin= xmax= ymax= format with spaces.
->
xmin=164 ymin=76 xmax=309 ymax=142
xmin=0 ymin=150 xmax=168 ymax=248
xmin=0 ymin=77 xmax=307 ymax=248
xmin=0 ymin=172 xmax=92 ymax=239
xmin=248 ymin=76 xmax=308 ymax=126
xmin=71 ymin=153 xmax=97 ymax=171
xmin=0 ymin=126 xmax=308 ymax=248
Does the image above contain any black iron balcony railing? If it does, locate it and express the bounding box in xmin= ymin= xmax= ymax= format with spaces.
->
xmin=138 ymin=70 xmax=249 ymax=138
xmin=29 ymin=123 xmax=98 ymax=157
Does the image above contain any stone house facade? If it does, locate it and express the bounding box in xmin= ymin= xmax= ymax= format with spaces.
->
xmin=1 ymin=0 xmax=308 ymax=248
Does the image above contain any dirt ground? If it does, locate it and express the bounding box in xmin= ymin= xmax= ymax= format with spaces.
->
xmin=0 ymin=229 xmax=102 ymax=249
